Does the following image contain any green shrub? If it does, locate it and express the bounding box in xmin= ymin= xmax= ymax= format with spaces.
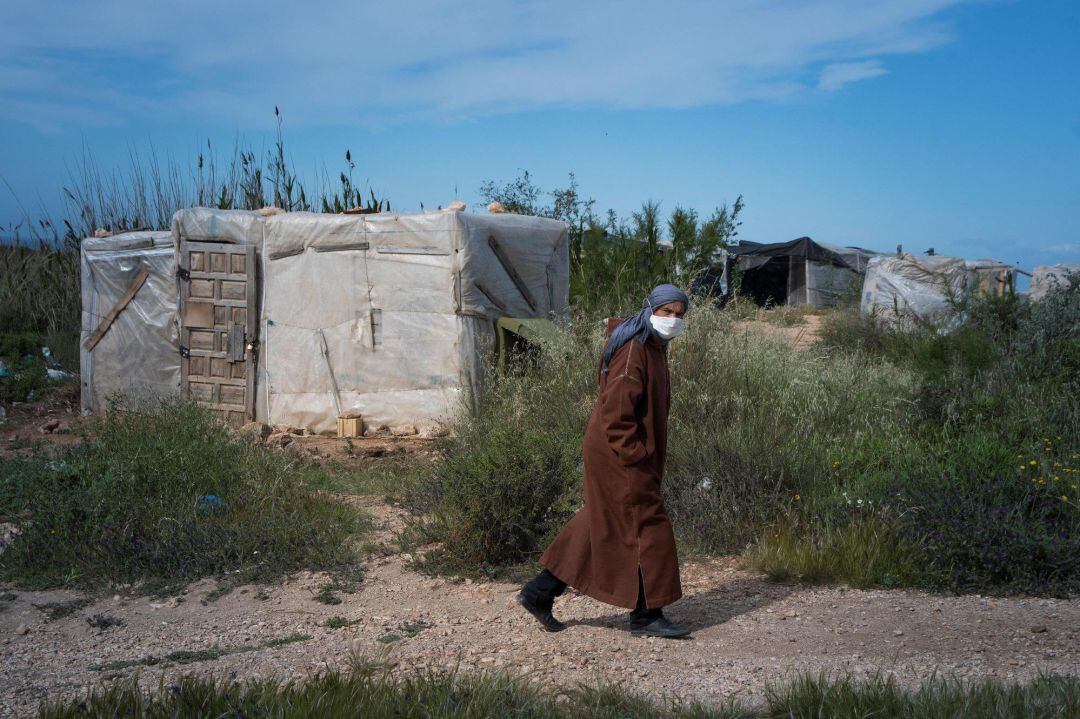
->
xmin=894 ymin=437 xmax=1080 ymax=596
xmin=0 ymin=400 xmax=369 ymax=588
xmin=756 ymin=280 xmax=1080 ymax=595
xmin=406 ymin=325 xmax=597 ymax=577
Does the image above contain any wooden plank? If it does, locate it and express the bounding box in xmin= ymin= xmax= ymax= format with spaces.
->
xmin=487 ymin=235 xmax=537 ymax=312
xmin=83 ymin=270 xmax=150 ymax=352
xmin=474 ymin=283 xmax=507 ymax=312
xmin=227 ymin=323 xmax=246 ymax=362
xmin=318 ymin=329 xmax=343 ymax=417
xmin=244 ymin=244 xmax=257 ymax=421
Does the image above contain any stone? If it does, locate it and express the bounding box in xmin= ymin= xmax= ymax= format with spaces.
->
xmin=54 ymin=422 xmax=72 ymax=434
xmin=390 ymin=424 xmax=417 ymax=437
xmin=267 ymin=432 xmax=293 ymax=448
xmin=1030 ymin=625 xmax=1048 ymax=633
xmin=363 ymin=424 xmax=389 ymax=437
xmin=240 ymin=422 xmax=273 ymax=441
xmin=15 ymin=624 xmax=29 ymax=636
xmin=39 ymin=419 xmax=60 ymax=434
xmin=418 ymin=425 xmax=448 ymax=439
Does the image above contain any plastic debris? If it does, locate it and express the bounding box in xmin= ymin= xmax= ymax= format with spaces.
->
xmin=195 ymin=495 xmax=229 ymax=514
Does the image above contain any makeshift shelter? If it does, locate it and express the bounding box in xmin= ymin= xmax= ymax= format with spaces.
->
xmin=81 ymin=208 xmax=569 ymax=433
xmin=859 ymin=253 xmax=1015 ymax=329
xmin=1030 ymin=264 xmax=1079 ymax=301
xmin=728 ymin=237 xmax=875 ymax=308
xmin=80 ymin=231 xmax=179 ymax=413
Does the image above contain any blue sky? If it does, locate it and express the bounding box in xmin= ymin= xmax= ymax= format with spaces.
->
xmin=1 ymin=0 xmax=1077 ymax=270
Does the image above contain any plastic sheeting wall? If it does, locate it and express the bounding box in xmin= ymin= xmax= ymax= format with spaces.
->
xmin=806 ymin=261 xmax=858 ymax=308
xmin=80 ymin=231 xmax=179 ymax=412
xmin=860 ymin=254 xmax=971 ymax=329
xmin=1030 ymin=264 xmax=1079 ymax=301
xmin=252 ymin=209 xmax=568 ymax=432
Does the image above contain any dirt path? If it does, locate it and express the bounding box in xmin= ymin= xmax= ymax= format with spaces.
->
xmin=2 ymin=499 xmax=1077 ymax=717
xmin=732 ymin=313 xmax=825 ymax=348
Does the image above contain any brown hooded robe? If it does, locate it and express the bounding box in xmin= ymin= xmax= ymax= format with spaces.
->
xmin=539 ymin=333 xmax=682 ymax=610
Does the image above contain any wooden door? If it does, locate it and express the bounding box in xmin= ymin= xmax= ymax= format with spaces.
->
xmin=179 ymin=241 xmax=258 ymax=424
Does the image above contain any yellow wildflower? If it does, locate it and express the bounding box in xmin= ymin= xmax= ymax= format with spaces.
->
xmin=1029 ymin=460 xmax=1038 ymax=465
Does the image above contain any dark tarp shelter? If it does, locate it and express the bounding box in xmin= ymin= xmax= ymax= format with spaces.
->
xmin=728 ymin=237 xmax=874 ymax=308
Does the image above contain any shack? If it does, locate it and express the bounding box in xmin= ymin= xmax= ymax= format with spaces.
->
xmin=1030 ymin=264 xmax=1079 ymax=301
xmin=81 ymin=207 xmax=569 ymax=433
xmin=728 ymin=237 xmax=876 ymax=308
xmin=859 ymin=253 xmax=1015 ymax=329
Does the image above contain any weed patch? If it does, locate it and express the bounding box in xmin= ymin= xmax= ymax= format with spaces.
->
xmin=324 ymin=616 xmax=361 ymax=629
xmin=0 ymin=400 xmax=370 ymax=589
xmin=33 ymin=597 xmax=92 ymax=621
xmin=86 ymin=614 xmax=125 ymax=631
xmin=44 ymin=665 xmax=1080 ymax=719
xmin=261 ymin=633 xmax=311 ymax=648
xmin=89 ymin=634 xmax=313 ymax=672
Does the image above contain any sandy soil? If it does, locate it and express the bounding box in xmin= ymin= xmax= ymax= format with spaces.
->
xmin=2 ymin=498 xmax=1078 ymax=717
xmin=731 ymin=313 xmax=824 ymax=348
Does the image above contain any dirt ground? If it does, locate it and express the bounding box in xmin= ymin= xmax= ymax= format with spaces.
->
xmin=2 ymin=496 xmax=1078 ymax=717
xmin=731 ymin=313 xmax=825 ymax=348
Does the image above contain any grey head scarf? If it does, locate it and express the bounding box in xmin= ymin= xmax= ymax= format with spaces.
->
xmin=601 ymin=283 xmax=689 ymax=373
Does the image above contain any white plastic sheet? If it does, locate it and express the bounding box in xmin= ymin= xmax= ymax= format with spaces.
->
xmin=1030 ymin=264 xmax=1079 ymax=301
xmin=254 ymin=209 xmax=568 ymax=432
xmin=80 ymin=231 xmax=179 ymax=412
xmin=860 ymin=254 xmax=970 ymax=329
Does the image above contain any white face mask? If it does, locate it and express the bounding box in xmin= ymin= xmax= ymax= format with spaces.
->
xmin=649 ymin=314 xmax=685 ymax=340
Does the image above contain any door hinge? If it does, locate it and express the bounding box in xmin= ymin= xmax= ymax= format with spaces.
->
xmin=179 ymin=345 xmax=190 ymax=358
xmin=177 ymin=267 xmax=190 ymax=282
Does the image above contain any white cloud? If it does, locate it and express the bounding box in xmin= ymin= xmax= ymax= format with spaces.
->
xmin=818 ymin=60 xmax=888 ymax=91
xmin=0 ymin=1 xmax=973 ymax=131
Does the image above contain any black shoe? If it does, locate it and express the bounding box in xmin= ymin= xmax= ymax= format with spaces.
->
xmin=630 ymin=616 xmax=691 ymax=638
xmin=515 ymin=593 xmax=566 ymax=632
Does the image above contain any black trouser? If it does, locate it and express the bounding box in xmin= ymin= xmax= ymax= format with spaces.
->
xmin=522 ymin=568 xmax=663 ymax=628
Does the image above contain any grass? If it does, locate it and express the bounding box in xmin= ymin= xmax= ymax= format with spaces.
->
xmin=0 ymin=400 xmax=371 ymax=589
xmin=39 ymin=665 xmax=1080 ymax=718
xmin=303 ymin=457 xmax=427 ymax=504
xmin=324 ymin=616 xmax=362 ymax=629
xmin=743 ymin=515 xmax=921 ymax=588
